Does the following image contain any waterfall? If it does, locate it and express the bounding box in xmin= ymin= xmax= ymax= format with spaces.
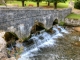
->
xmin=18 ymin=25 xmax=69 ymax=60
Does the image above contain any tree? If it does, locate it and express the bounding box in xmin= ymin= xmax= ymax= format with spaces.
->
xmin=74 ymin=0 xmax=80 ymax=9
xmin=45 ymin=0 xmax=53 ymax=6
xmin=0 ymin=0 xmax=7 ymax=7
xmin=17 ymin=0 xmax=27 ymax=7
xmin=53 ymin=0 xmax=67 ymax=9
xmin=31 ymin=0 xmax=43 ymax=7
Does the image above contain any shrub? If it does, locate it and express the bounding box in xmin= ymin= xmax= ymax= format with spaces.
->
xmin=74 ymin=0 xmax=80 ymax=9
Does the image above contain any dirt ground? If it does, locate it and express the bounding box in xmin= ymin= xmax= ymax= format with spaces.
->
xmin=72 ymin=8 xmax=80 ymax=14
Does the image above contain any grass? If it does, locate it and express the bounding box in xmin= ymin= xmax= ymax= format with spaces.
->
xmin=5 ymin=1 xmax=68 ymax=8
xmin=59 ymin=21 xmax=65 ymax=26
xmin=57 ymin=2 xmax=68 ymax=8
xmin=7 ymin=1 xmax=22 ymax=6
xmin=66 ymin=13 xmax=80 ymax=19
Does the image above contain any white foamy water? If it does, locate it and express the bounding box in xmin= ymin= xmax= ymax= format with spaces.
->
xmin=18 ymin=26 xmax=69 ymax=60
xmin=57 ymin=25 xmax=69 ymax=34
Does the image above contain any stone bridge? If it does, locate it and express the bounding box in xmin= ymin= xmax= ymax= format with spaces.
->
xmin=0 ymin=8 xmax=72 ymax=37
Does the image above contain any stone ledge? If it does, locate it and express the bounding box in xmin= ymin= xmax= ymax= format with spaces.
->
xmin=64 ymin=18 xmax=80 ymax=26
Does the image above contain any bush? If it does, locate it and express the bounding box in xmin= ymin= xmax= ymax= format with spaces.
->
xmin=74 ymin=0 xmax=80 ymax=9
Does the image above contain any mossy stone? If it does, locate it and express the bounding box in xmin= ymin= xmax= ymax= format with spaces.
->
xmin=4 ymin=32 xmax=19 ymax=48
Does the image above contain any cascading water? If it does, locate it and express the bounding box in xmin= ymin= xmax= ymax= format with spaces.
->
xmin=18 ymin=25 xmax=69 ymax=60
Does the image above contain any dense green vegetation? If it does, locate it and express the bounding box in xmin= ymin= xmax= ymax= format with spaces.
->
xmin=74 ymin=0 xmax=80 ymax=9
xmin=59 ymin=21 xmax=65 ymax=26
xmin=66 ymin=13 xmax=80 ymax=19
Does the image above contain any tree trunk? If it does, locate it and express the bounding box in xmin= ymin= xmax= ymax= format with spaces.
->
xmin=22 ymin=1 xmax=24 ymax=7
xmin=37 ymin=1 xmax=39 ymax=7
xmin=54 ymin=1 xmax=57 ymax=9
xmin=5 ymin=0 xmax=7 ymax=3
xmin=48 ymin=1 xmax=50 ymax=6
xmin=2 ymin=0 xmax=7 ymax=7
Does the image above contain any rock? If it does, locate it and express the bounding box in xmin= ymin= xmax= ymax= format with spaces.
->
xmin=58 ymin=28 xmax=61 ymax=32
xmin=0 ymin=31 xmax=7 ymax=60
xmin=23 ymin=38 xmax=34 ymax=46
xmin=74 ymin=27 xmax=80 ymax=32
xmin=39 ymin=36 xmax=44 ymax=40
xmin=46 ymin=28 xmax=56 ymax=34
xmin=4 ymin=32 xmax=19 ymax=48
xmin=64 ymin=18 xmax=80 ymax=26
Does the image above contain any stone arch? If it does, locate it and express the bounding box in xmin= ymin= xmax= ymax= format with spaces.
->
xmin=30 ymin=20 xmax=45 ymax=34
xmin=52 ymin=19 xmax=58 ymax=25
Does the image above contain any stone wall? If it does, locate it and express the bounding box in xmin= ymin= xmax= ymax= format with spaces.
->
xmin=0 ymin=8 xmax=72 ymax=37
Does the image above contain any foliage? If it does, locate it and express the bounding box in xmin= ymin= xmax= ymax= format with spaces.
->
xmin=44 ymin=0 xmax=67 ymax=7
xmin=45 ymin=0 xmax=53 ymax=6
xmin=22 ymin=35 xmax=31 ymax=41
xmin=17 ymin=0 xmax=27 ymax=1
xmin=53 ymin=0 xmax=67 ymax=3
xmin=17 ymin=0 xmax=28 ymax=7
xmin=31 ymin=0 xmax=43 ymax=2
xmin=4 ymin=32 xmax=18 ymax=42
xmin=4 ymin=32 xmax=19 ymax=47
xmin=6 ymin=1 xmax=68 ymax=8
xmin=31 ymin=0 xmax=43 ymax=7
xmin=74 ymin=0 xmax=80 ymax=9
xmin=53 ymin=0 xmax=67 ymax=9
xmin=59 ymin=21 xmax=65 ymax=26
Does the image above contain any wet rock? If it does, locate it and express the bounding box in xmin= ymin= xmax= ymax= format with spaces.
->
xmin=0 ymin=31 xmax=7 ymax=60
xmin=23 ymin=38 xmax=34 ymax=46
xmin=4 ymin=32 xmax=19 ymax=48
xmin=39 ymin=36 xmax=44 ymax=40
xmin=46 ymin=28 xmax=56 ymax=34
xmin=57 ymin=28 xmax=61 ymax=32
